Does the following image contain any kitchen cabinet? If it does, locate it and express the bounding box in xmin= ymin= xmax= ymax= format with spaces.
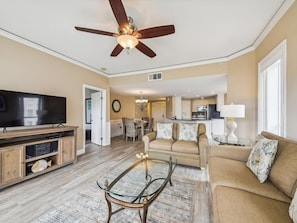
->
xmin=211 ymin=119 xmax=225 ymax=135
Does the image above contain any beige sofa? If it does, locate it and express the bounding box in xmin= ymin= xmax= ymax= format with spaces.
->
xmin=209 ymin=131 xmax=297 ymax=223
xmin=143 ymin=123 xmax=209 ymax=168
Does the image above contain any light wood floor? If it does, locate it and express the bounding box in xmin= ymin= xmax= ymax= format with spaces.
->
xmin=0 ymin=136 xmax=213 ymax=223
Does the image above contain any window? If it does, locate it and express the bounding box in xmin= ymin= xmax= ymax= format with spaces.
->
xmin=258 ymin=40 xmax=286 ymax=136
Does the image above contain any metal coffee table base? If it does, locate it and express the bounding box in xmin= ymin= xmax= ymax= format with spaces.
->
xmin=104 ymin=178 xmax=173 ymax=223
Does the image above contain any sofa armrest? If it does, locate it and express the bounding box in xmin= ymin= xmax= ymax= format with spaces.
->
xmin=198 ymin=134 xmax=209 ymax=169
xmin=209 ymin=145 xmax=252 ymax=162
xmin=143 ymin=131 xmax=157 ymax=153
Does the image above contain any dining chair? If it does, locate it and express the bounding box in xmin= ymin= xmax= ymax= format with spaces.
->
xmin=144 ymin=117 xmax=154 ymax=134
xmin=125 ymin=119 xmax=140 ymax=141
xmin=142 ymin=116 xmax=149 ymax=123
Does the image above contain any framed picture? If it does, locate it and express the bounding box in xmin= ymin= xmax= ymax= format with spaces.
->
xmin=112 ymin=99 xmax=121 ymax=113
xmin=85 ymin=98 xmax=92 ymax=124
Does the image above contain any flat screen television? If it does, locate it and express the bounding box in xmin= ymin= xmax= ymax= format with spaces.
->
xmin=0 ymin=90 xmax=66 ymax=128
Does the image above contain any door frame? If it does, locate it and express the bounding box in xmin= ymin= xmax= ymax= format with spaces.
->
xmin=80 ymin=84 xmax=108 ymax=155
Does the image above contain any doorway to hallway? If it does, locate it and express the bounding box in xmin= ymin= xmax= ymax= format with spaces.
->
xmin=82 ymin=84 xmax=109 ymax=154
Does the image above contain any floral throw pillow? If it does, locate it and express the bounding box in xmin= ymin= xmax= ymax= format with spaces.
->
xmin=178 ymin=123 xmax=198 ymax=142
xmin=289 ymin=189 xmax=297 ymax=223
xmin=156 ymin=123 xmax=173 ymax=140
xmin=246 ymin=137 xmax=278 ymax=183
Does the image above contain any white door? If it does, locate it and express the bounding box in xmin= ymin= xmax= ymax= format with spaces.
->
xmin=152 ymin=101 xmax=166 ymax=127
xmin=91 ymin=91 xmax=102 ymax=145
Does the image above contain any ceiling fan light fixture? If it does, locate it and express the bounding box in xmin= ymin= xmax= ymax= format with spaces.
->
xmin=117 ymin=34 xmax=139 ymax=49
xmin=75 ymin=1 xmax=174 ymax=57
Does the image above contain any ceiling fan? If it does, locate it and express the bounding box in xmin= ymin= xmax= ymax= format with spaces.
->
xmin=74 ymin=0 xmax=175 ymax=58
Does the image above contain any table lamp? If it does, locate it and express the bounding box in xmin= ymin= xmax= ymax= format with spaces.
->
xmin=220 ymin=103 xmax=245 ymax=142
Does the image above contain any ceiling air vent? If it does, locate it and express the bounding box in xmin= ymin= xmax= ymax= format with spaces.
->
xmin=148 ymin=72 xmax=162 ymax=81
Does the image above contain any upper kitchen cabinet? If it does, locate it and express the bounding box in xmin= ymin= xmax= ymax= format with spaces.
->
xmin=192 ymin=96 xmax=216 ymax=111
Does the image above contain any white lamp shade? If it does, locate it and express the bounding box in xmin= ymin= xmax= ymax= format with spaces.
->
xmin=220 ymin=104 xmax=245 ymax=118
xmin=117 ymin=35 xmax=139 ymax=49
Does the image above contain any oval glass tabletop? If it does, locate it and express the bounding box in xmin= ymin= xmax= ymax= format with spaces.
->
xmin=97 ymin=153 xmax=176 ymax=203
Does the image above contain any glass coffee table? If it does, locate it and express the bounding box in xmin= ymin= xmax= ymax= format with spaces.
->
xmin=97 ymin=152 xmax=176 ymax=223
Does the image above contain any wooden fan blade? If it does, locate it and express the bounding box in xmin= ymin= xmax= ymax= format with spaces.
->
xmin=111 ymin=44 xmax=124 ymax=57
xmin=136 ymin=41 xmax=156 ymax=58
xmin=138 ymin=25 xmax=175 ymax=39
xmin=75 ymin=26 xmax=116 ymax=36
xmin=109 ymin=0 xmax=129 ymax=29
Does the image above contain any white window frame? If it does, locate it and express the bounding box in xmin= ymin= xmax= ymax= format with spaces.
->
xmin=258 ymin=39 xmax=286 ymax=136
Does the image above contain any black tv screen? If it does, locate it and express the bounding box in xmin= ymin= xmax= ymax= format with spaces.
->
xmin=0 ymin=90 xmax=66 ymax=128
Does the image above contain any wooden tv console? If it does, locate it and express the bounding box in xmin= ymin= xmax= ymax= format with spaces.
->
xmin=0 ymin=126 xmax=77 ymax=190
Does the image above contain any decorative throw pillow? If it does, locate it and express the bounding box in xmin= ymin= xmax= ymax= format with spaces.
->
xmin=246 ymin=137 xmax=278 ymax=183
xmin=178 ymin=123 xmax=198 ymax=142
xmin=289 ymin=188 xmax=297 ymax=223
xmin=255 ymin=134 xmax=265 ymax=142
xmin=156 ymin=123 xmax=173 ymax=140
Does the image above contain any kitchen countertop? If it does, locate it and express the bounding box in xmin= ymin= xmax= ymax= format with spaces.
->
xmin=168 ymin=118 xmax=223 ymax=122
xmin=169 ymin=118 xmax=210 ymax=122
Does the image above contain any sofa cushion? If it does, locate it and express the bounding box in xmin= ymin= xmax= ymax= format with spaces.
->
xmin=209 ymin=156 xmax=291 ymax=203
xmin=172 ymin=140 xmax=199 ymax=154
xmin=177 ymin=123 xmax=198 ymax=142
xmin=149 ymin=138 xmax=174 ymax=151
xmin=262 ymin=131 xmax=297 ymax=198
xmin=212 ymin=186 xmax=291 ymax=223
xmin=156 ymin=123 xmax=173 ymax=140
xmin=246 ymin=137 xmax=278 ymax=183
xmin=289 ymin=188 xmax=297 ymax=222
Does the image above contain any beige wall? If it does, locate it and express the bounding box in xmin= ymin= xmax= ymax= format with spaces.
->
xmin=110 ymin=58 xmax=257 ymax=139
xmin=109 ymin=2 xmax=297 ymax=140
xmin=109 ymin=62 xmax=228 ymax=86
xmin=2 ymin=1 xmax=296 ymax=147
xmin=227 ymin=51 xmax=257 ymax=140
xmin=110 ymin=93 xmax=135 ymax=119
xmin=110 ymin=92 xmax=149 ymax=120
xmin=256 ymin=1 xmax=297 ymax=140
xmin=0 ymin=36 xmax=109 ymax=150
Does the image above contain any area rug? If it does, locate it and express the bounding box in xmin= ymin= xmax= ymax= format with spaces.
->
xmin=32 ymin=162 xmax=209 ymax=223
